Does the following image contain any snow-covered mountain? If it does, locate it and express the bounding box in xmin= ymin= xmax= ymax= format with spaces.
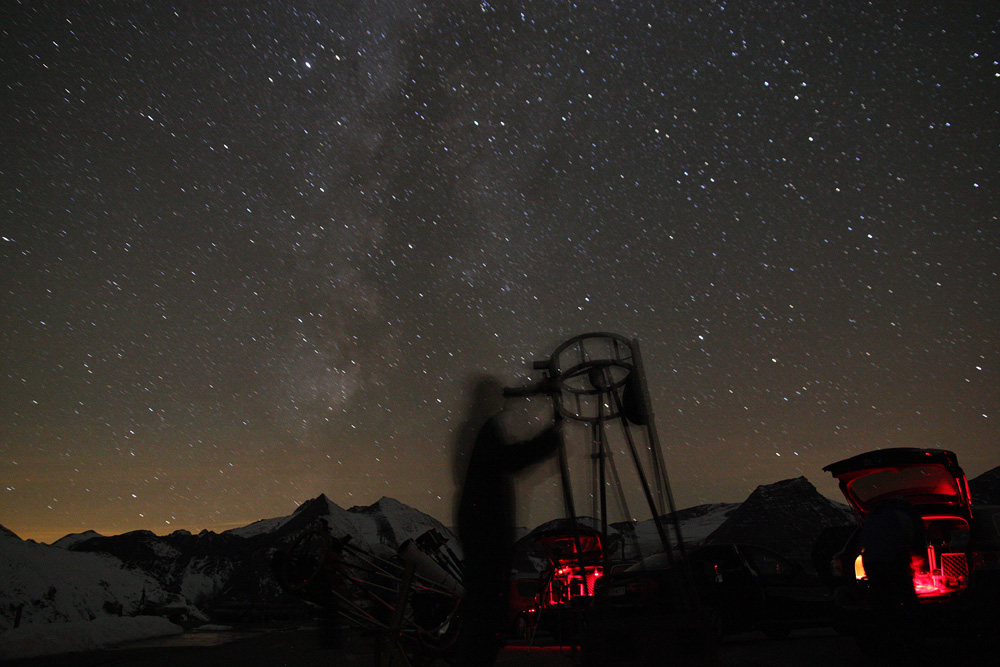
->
xmin=622 ymin=502 xmax=740 ymax=555
xmin=0 ymin=525 xmax=191 ymax=634
xmin=227 ymin=494 xmax=456 ymax=553
xmin=51 ymin=529 xmax=104 ymax=549
xmin=52 ymin=494 xmax=458 ymax=623
xmin=64 ymin=527 xmax=261 ymax=609
xmin=0 ymin=495 xmax=457 ymax=657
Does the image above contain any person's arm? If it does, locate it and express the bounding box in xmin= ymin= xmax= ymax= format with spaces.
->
xmin=501 ymin=419 xmax=562 ymax=472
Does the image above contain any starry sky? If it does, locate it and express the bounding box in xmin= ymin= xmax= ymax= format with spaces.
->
xmin=2 ymin=2 xmax=997 ymax=544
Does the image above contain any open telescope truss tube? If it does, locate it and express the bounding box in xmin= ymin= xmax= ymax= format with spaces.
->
xmin=513 ymin=332 xmax=684 ymax=560
xmin=398 ymin=539 xmax=466 ymax=598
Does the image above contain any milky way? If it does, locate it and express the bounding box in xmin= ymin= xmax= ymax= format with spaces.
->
xmin=2 ymin=2 xmax=997 ymax=543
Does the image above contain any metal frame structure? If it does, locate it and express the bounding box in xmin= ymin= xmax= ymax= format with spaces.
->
xmin=274 ymin=332 xmax=694 ymax=662
xmin=512 ymin=332 xmax=688 ymax=567
xmin=277 ymin=522 xmax=463 ymax=665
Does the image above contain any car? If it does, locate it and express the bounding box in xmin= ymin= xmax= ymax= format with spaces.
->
xmin=583 ymin=547 xmax=715 ymax=666
xmin=589 ymin=543 xmax=831 ymax=641
xmin=822 ymin=448 xmax=1000 ymax=654
xmin=686 ymin=543 xmax=834 ymax=637
xmin=581 ymin=541 xmax=834 ymax=665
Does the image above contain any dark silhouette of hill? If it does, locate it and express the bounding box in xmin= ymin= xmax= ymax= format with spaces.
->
xmin=970 ymin=465 xmax=1000 ymax=505
xmin=704 ymin=477 xmax=854 ymax=570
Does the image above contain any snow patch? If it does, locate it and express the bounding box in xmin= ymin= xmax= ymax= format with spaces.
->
xmin=52 ymin=530 xmax=104 ymax=549
xmin=224 ymin=515 xmax=286 ymax=539
xmin=0 ymin=533 xmax=190 ymax=633
xmin=0 ymin=616 xmax=182 ymax=661
xmin=180 ymin=557 xmax=232 ymax=606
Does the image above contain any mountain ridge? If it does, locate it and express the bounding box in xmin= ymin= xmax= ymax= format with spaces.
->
xmin=4 ymin=464 xmax=996 ymax=635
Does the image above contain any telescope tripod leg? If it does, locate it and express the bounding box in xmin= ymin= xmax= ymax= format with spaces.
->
xmin=379 ymin=561 xmax=416 ymax=667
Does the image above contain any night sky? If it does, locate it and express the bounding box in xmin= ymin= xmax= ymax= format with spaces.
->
xmin=2 ymin=2 xmax=997 ymax=544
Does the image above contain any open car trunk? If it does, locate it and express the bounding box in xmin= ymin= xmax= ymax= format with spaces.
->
xmin=823 ymin=448 xmax=972 ymax=520
xmin=824 ymin=448 xmax=973 ymax=598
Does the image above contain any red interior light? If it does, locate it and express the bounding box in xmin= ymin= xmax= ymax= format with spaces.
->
xmin=911 ymin=549 xmax=968 ymax=598
xmin=543 ymin=564 xmax=604 ymax=607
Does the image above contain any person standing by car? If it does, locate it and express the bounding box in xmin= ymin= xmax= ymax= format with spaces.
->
xmin=860 ymin=497 xmax=926 ymax=608
xmin=859 ymin=496 xmax=926 ymax=654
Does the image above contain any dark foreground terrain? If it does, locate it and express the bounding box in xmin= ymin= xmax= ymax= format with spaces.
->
xmin=9 ymin=622 xmax=996 ymax=667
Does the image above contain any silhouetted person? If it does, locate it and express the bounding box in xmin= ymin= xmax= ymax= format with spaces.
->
xmin=861 ymin=497 xmax=924 ymax=607
xmin=860 ymin=497 xmax=926 ymax=657
xmin=454 ymin=375 xmax=560 ymax=666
